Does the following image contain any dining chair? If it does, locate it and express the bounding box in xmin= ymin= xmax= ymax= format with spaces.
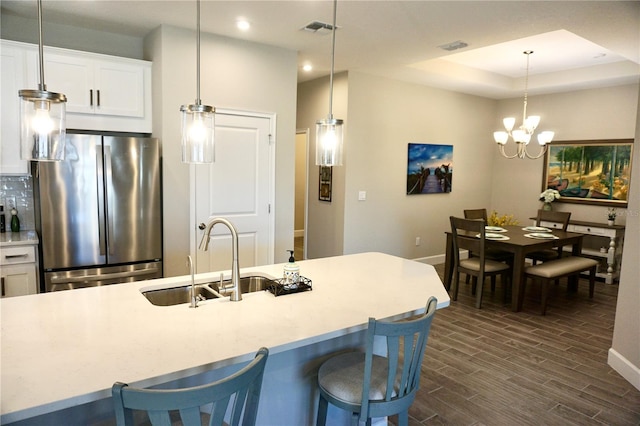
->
xmin=449 ymin=216 xmax=511 ymax=309
xmin=463 ymin=208 xmax=488 ymax=221
xmin=112 ymin=347 xmax=269 ymax=426
xmin=316 ymin=296 xmax=437 ymax=426
xmin=463 ymin=208 xmax=513 ymax=265
xmin=527 ymin=210 xmax=572 ymax=265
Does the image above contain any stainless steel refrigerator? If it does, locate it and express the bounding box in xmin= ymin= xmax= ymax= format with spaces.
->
xmin=34 ymin=133 xmax=162 ymax=292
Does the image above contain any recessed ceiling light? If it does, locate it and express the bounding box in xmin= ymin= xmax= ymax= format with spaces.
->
xmin=303 ymin=64 xmax=313 ymax=72
xmin=236 ymin=19 xmax=250 ymax=31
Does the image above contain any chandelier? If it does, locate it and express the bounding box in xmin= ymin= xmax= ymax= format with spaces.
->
xmin=315 ymin=0 xmax=344 ymax=166
xmin=493 ymin=51 xmax=554 ymax=159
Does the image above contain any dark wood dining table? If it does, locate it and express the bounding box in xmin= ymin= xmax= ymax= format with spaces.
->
xmin=444 ymin=225 xmax=585 ymax=312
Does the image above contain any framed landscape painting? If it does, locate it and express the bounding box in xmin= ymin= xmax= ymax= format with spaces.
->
xmin=542 ymin=139 xmax=633 ymax=207
xmin=406 ymin=143 xmax=453 ymax=195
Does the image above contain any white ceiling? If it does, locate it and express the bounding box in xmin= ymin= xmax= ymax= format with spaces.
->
xmin=1 ymin=1 xmax=639 ymax=99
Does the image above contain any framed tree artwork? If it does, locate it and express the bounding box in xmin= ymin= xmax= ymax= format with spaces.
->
xmin=319 ymin=166 xmax=332 ymax=202
xmin=542 ymin=139 xmax=633 ymax=207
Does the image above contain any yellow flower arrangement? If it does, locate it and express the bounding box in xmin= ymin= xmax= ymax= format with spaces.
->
xmin=488 ymin=210 xmax=519 ymax=227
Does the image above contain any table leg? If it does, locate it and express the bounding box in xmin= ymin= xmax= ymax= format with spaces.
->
xmin=511 ymin=250 xmax=526 ymax=312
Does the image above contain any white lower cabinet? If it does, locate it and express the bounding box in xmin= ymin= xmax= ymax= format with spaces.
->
xmin=1 ymin=245 xmax=38 ymax=297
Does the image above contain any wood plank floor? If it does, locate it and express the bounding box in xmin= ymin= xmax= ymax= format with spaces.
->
xmin=394 ymin=264 xmax=640 ymax=426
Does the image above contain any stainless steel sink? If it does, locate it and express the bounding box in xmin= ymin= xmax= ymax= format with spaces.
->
xmin=143 ymin=283 xmax=219 ymax=306
xmin=142 ymin=275 xmax=277 ymax=306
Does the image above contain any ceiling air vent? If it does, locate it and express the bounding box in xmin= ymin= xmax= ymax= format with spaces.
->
xmin=302 ymin=21 xmax=335 ymax=33
xmin=438 ymin=40 xmax=469 ymax=51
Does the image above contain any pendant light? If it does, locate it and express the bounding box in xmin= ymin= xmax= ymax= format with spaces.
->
xmin=493 ymin=51 xmax=554 ymax=159
xmin=19 ymin=0 xmax=67 ymax=162
xmin=181 ymin=0 xmax=215 ymax=164
xmin=315 ymin=0 xmax=344 ymax=166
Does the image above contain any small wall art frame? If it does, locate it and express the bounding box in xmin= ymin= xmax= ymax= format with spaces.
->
xmin=406 ymin=143 xmax=453 ymax=195
xmin=542 ymin=139 xmax=633 ymax=207
xmin=319 ymin=166 xmax=332 ymax=202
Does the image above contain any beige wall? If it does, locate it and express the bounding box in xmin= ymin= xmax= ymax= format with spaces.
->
xmin=297 ymin=73 xmax=348 ymax=259
xmin=145 ymin=25 xmax=297 ymax=276
xmin=491 ymin=84 xmax=638 ymax=226
xmin=1 ymin=13 xmax=143 ymax=59
xmin=610 ymin=85 xmax=640 ymax=390
xmin=294 ymin=132 xmax=307 ymax=235
xmin=297 ymin=71 xmax=498 ymax=261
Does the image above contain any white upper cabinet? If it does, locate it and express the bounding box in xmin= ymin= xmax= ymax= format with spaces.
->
xmin=0 ymin=41 xmax=32 ymax=175
xmin=25 ymin=42 xmax=152 ymax=133
xmin=43 ymin=52 xmax=147 ymax=119
xmin=1 ymin=40 xmax=152 ymax=175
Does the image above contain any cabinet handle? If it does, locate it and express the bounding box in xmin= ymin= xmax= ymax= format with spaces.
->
xmin=5 ymin=254 xmax=28 ymax=259
xmin=90 ymin=89 xmax=93 ymax=107
xmin=97 ymin=89 xmax=100 ymax=107
xmin=1 ymin=277 xmax=4 ymax=297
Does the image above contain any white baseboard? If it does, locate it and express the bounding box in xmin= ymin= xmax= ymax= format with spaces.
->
xmin=294 ymin=229 xmax=304 ymax=238
xmin=608 ymin=348 xmax=640 ymax=391
xmin=413 ymin=250 xmax=468 ymax=266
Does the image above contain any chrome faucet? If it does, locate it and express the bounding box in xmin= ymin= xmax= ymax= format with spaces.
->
xmin=198 ymin=217 xmax=242 ymax=301
xmin=187 ymin=255 xmax=197 ymax=308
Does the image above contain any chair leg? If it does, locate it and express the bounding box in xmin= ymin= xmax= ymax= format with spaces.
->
xmin=475 ymin=277 xmax=484 ymax=309
xmin=540 ymin=278 xmax=549 ymax=315
xmin=398 ymin=410 xmax=409 ymax=426
xmin=588 ymin=266 xmax=596 ymax=298
xmin=316 ymin=394 xmax=328 ymax=426
xmin=490 ymin=275 xmax=496 ymax=292
xmin=451 ymin=272 xmax=459 ymax=301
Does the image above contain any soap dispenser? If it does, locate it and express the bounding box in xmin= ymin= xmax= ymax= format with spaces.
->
xmin=283 ymin=250 xmax=300 ymax=285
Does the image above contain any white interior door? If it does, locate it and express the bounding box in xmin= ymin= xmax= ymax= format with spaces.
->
xmin=192 ymin=111 xmax=274 ymax=274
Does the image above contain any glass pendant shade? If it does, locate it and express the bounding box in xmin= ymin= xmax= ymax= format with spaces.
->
xmin=19 ymin=89 xmax=67 ymax=161
xmin=316 ymin=117 xmax=344 ymax=166
xmin=18 ymin=0 xmax=67 ymax=162
xmin=181 ymin=104 xmax=215 ymax=163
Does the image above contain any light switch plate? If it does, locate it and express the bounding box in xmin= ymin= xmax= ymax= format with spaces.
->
xmin=358 ymin=191 xmax=367 ymax=201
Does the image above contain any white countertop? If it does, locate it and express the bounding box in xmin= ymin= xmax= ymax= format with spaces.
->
xmin=0 ymin=230 xmax=39 ymax=246
xmin=0 ymin=252 xmax=449 ymax=423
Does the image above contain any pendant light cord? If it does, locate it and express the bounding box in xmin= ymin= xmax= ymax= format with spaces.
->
xmin=37 ymin=0 xmax=46 ymax=91
xmin=328 ymin=0 xmax=337 ymax=120
xmin=196 ymin=0 xmax=201 ymax=106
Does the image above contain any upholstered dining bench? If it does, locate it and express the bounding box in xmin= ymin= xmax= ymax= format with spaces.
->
xmin=524 ymin=256 xmax=599 ymax=315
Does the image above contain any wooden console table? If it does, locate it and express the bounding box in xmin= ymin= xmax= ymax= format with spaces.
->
xmin=535 ymin=218 xmax=625 ymax=284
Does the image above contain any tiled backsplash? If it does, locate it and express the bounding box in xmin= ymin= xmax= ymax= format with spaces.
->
xmin=0 ymin=175 xmax=35 ymax=231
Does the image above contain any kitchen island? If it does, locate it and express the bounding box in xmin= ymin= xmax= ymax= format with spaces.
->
xmin=1 ymin=252 xmax=449 ymax=425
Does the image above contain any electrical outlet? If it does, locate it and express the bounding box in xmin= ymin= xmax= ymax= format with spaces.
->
xmin=415 ymin=237 xmax=421 ymax=246
xmin=5 ymin=196 xmax=16 ymax=210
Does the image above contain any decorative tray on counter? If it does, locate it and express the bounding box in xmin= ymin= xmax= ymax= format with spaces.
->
xmin=267 ymin=276 xmax=312 ymax=297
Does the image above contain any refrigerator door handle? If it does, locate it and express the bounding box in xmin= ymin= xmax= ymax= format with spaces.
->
xmin=49 ymin=265 xmax=160 ymax=284
xmin=97 ymin=147 xmax=107 ymax=256
xmin=104 ymin=145 xmax=115 ymax=256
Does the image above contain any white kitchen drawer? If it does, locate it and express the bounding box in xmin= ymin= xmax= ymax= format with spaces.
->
xmin=0 ymin=246 xmax=36 ymax=266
